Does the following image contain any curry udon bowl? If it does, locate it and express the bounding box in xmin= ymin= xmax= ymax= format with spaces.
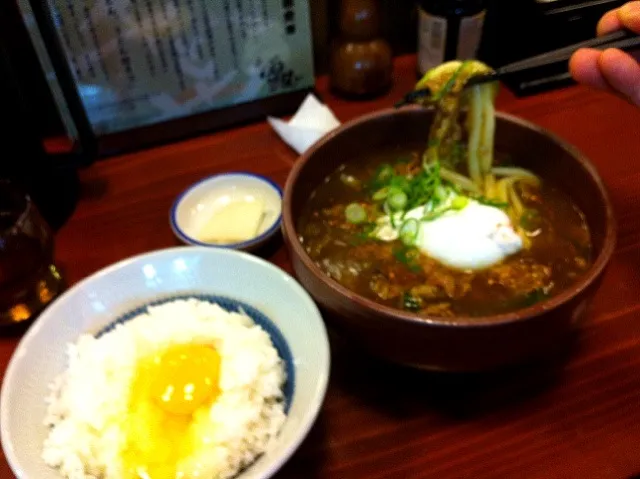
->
xmin=282 ymin=107 xmax=616 ymax=372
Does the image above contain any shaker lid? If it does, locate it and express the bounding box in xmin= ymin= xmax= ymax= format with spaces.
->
xmin=339 ymin=0 xmax=382 ymax=41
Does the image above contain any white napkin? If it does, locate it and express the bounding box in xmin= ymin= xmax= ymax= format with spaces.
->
xmin=267 ymin=94 xmax=341 ymax=155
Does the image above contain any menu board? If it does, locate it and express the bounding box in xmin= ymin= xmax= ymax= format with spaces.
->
xmin=21 ymin=0 xmax=314 ymax=138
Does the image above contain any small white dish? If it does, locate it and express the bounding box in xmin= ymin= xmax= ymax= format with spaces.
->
xmin=0 ymin=246 xmax=330 ymax=479
xmin=171 ymin=172 xmax=283 ymax=251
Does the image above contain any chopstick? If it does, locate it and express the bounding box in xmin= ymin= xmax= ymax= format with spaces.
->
xmin=398 ymin=29 xmax=640 ymax=105
xmin=500 ymin=28 xmax=639 ymax=71
xmin=479 ymin=29 xmax=640 ymax=83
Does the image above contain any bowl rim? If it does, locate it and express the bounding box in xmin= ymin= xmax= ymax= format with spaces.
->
xmin=170 ymin=171 xmax=283 ymax=249
xmin=282 ymin=106 xmax=617 ymax=328
xmin=0 ymin=245 xmax=331 ymax=479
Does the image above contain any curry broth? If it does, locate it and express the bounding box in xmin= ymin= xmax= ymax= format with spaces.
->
xmin=298 ymin=149 xmax=592 ymax=317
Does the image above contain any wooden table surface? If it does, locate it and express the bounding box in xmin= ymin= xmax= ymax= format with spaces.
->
xmin=3 ymin=55 xmax=640 ymax=479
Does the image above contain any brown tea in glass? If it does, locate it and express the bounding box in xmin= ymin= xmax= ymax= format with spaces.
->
xmin=0 ymin=181 xmax=63 ymax=325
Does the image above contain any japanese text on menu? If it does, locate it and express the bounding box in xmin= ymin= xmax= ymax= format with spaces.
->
xmin=49 ymin=0 xmax=313 ymax=134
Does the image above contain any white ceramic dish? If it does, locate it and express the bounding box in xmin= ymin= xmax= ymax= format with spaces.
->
xmin=0 ymin=247 xmax=330 ymax=479
xmin=171 ymin=172 xmax=283 ymax=251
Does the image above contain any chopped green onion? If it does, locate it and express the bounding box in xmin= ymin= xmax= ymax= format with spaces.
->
xmin=340 ymin=174 xmax=361 ymax=189
xmin=383 ymin=201 xmax=396 ymax=228
xmin=402 ymin=292 xmax=422 ymax=312
xmin=448 ymin=183 xmax=462 ymax=195
xmin=367 ymin=158 xmax=447 ymax=220
xmin=393 ymin=246 xmax=422 ymax=272
xmin=387 ymin=190 xmax=408 ymax=211
xmin=451 ymin=196 xmax=469 ymax=210
xmin=399 ymin=219 xmax=419 ymax=246
xmin=377 ymin=164 xmax=394 ymax=183
xmin=522 ymin=288 xmax=549 ymax=307
xmin=422 ymin=207 xmax=451 ymax=222
xmin=372 ymin=187 xmax=389 ymax=201
xmin=434 ymin=185 xmax=448 ymax=202
xmin=423 ymin=158 xmax=440 ymax=173
xmin=389 ymin=175 xmax=411 ymax=192
xmin=355 ymin=222 xmax=378 ymax=241
xmin=345 ymin=203 xmax=367 ymax=224
xmin=475 ymin=196 xmax=509 ymax=209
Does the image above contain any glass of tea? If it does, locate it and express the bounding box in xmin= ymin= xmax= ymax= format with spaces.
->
xmin=0 ymin=180 xmax=64 ymax=325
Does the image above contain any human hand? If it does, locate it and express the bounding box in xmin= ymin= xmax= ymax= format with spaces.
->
xmin=569 ymin=1 xmax=640 ymax=105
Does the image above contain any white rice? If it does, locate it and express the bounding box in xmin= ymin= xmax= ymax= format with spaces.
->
xmin=42 ymin=298 xmax=287 ymax=479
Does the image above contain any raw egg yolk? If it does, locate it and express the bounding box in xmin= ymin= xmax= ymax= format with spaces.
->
xmin=121 ymin=344 xmax=221 ymax=479
xmin=149 ymin=344 xmax=221 ymax=416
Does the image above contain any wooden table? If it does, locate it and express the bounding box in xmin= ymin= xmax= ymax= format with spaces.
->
xmin=3 ymin=55 xmax=640 ymax=479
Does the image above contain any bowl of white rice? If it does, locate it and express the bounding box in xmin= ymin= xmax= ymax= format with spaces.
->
xmin=0 ymin=246 xmax=330 ymax=479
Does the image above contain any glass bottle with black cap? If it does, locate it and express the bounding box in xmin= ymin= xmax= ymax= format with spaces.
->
xmin=417 ymin=0 xmax=487 ymax=76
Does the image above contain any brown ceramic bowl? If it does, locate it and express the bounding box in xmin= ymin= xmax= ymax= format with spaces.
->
xmin=282 ymin=107 xmax=616 ymax=372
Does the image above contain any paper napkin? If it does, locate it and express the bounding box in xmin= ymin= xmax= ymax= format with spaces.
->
xmin=267 ymin=94 xmax=341 ymax=155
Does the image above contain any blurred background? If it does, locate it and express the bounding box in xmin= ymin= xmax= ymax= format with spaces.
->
xmin=0 ymin=0 xmax=627 ymax=229
xmin=1 ymin=0 xmax=627 ymax=140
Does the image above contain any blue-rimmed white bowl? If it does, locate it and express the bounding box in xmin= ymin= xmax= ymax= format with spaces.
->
xmin=171 ymin=172 xmax=283 ymax=252
xmin=1 ymin=246 xmax=330 ymax=479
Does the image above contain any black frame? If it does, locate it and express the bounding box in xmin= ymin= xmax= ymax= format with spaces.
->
xmin=23 ymin=0 xmax=313 ymax=160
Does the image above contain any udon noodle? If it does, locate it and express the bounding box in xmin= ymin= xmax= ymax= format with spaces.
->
xmin=297 ymin=60 xmax=592 ymax=317
xmin=416 ymin=60 xmax=540 ymax=246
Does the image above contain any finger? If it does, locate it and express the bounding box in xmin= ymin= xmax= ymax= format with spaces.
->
xmin=599 ymin=48 xmax=640 ymax=104
xmin=569 ymin=48 xmax=610 ymax=90
xmin=598 ymin=8 xmax=623 ymax=35
xmin=619 ymin=1 xmax=640 ymax=33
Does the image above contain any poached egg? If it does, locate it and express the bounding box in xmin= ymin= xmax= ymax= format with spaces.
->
xmin=375 ymin=196 xmax=522 ymax=271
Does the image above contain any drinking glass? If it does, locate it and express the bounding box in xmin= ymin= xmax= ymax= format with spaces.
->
xmin=0 ymin=181 xmax=63 ymax=325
